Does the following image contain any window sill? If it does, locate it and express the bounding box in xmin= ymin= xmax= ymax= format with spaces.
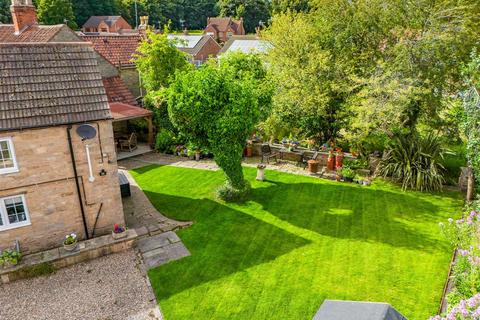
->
xmin=0 ymin=168 xmax=19 ymax=175
xmin=0 ymin=221 xmax=31 ymax=232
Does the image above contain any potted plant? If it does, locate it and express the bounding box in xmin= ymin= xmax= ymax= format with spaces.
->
xmin=63 ymin=233 xmax=78 ymax=252
xmin=112 ymin=224 xmax=127 ymax=240
xmin=339 ymin=167 xmax=355 ymax=182
xmin=256 ymin=164 xmax=266 ymax=181
xmin=0 ymin=249 xmax=21 ymax=269
xmin=195 ymin=149 xmax=201 ymax=161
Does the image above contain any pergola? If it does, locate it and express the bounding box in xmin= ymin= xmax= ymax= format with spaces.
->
xmin=109 ymin=102 xmax=154 ymax=147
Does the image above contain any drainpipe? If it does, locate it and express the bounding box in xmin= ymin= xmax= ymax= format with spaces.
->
xmin=67 ymin=125 xmax=90 ymax=239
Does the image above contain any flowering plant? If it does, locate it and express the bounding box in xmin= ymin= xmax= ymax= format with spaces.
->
xmin=64 ymin=233 xmax=77 ymax=245
xmin=430 ymin=293 xmax=480 ymax=319
xmin=113 ymin=224 xmax=126 ymax=234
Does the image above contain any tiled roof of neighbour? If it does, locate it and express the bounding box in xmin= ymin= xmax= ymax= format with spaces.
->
xmin=219 ymin=36 xmax=272 ymax=54
xmin=103 ymin=76 xmax=138 ymax=106
xmin=81 ymin=34 xmax=142 ymax=66
xmin=0 ymin=42 xmax=112 ymax=132
xmin=0 ymin=24 xmax=64 ymax=43
xmin=83 ymin=16 xmax=122 ymax=29
xmin=110 ymin=102 xmax=152 ymax=121
xmin=207 ymin=17 xmax=241 ymax=32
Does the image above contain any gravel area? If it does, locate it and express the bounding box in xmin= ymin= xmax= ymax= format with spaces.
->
xmin=0 ymin=250 xmax=163 ymax=320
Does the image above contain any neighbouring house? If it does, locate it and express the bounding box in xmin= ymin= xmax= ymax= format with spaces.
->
xmin=219 ymin=35 xmax=272 ymax=55
xmin=0 ymin=0 xmax=154 ymax=152
xmin=204 ymin=17 xmax=245 ymax=43
xmin=0 ymin=42 xmax=125 ymax=255
xmin=168 ymin=34 xmax=221 ymax=66
xmin=82 ymin=16 xmax=132 ymax=34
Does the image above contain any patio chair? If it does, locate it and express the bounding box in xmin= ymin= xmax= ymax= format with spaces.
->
xmin=118 ymin=132 xmax=138 ymax=152
xmin=261 ymin=144 xmax=278 ymax=164
xmin=302 ymin=152 xmax=319 ymax=169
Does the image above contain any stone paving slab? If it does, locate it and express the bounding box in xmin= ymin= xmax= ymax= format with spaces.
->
xmin=137 ymin=231 xmax=190 ymax=269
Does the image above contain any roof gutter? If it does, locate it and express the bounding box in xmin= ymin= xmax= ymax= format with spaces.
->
xmin=67 ymin=125 xmax=90 ymax=240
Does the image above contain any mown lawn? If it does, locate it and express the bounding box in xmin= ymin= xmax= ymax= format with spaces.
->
xmin=130 ymin=165 xmax=462 ymax=320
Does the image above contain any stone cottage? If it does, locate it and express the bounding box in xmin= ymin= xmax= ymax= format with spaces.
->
xmin=0 ymin=42 xmax=125 ymax=254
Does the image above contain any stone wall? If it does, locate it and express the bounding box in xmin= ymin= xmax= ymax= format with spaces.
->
xmin=120 ymin=67 xmax=142 ymax=99
xmin=0 ymin=121 xmax=125 ymax=255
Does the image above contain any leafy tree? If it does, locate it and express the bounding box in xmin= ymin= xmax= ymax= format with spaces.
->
xmin=37 ymin=0 xmax=77 ymax=28
xmin=0 ymin=0 xmax=11 ymax=23
xmin=167 ymin=54 xmax=269 ymax=200
xmin=271 ymin=0 xmax=310 ymax=13
xmin=218 ymin=0 xmax=270 ymax=33
xmin=134 ymin=30 xmax=192 ymax=135
xmin=72 ymin=0 xmax=119 ymax=27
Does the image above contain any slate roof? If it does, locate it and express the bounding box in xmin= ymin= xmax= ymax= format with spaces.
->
xmin=103 ymin=75 xmax=138 ymax=106
xmin=0 ymin=24 xmax=64 ymax=43
xmin=313 ymin=300 xmax=407 ymax=320
xmin=80 ymin=34 xmax=142 ymax=66
xmin=0 ymin=42 xmax=112 ymax=132
xmin=83 ymin=16 xmax=123 ymax=29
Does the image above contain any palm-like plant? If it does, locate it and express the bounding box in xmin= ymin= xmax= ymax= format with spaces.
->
xmin=378 ymin=133 xmax=448 ymax=192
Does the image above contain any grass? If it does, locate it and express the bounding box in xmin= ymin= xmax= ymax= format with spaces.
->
xmin=130 ymin=165 xmax=463 ymax=320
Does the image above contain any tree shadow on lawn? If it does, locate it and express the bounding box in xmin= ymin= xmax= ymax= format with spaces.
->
xmin=144 ymin=191 xmax=311 ymax=301
xmin=248 ymin=179 xmax=451 ymax=253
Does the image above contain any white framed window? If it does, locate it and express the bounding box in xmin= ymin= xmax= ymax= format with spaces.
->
xmin=0 ymin=195 xmax=31 ymax=231
xmin=0 ymin=137 xmax=18 ymax=174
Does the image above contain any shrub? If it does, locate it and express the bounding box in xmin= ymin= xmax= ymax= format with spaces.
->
xmin=155 ymin=129 xmax=176 ymax=152
xmin=378 ymin=133 xmax=448 ymax=191
xmin=430 ymin=293 xmax=480 ymax=320
xmin=217 ymin=181 xmax=251 ymax=202
xmin=338 ymin=167 xmax=355 ymax=179
xmin=0 ymin=249 xmax=21 ymax=266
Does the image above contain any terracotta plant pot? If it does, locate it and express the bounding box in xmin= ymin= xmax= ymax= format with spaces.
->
xmin=246 ymin=147 xmax=253 ymax=157
xmin=308 ymin=160 xmax=319 ymax=174
xmin=336 ymin=153 xmax=344 ymax=169
xmin=327 ymin=151 xmax=335 ymax=171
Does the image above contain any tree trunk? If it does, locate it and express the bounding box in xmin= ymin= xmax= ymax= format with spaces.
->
xmin=467 ymin=167 xmax=475 ymax=202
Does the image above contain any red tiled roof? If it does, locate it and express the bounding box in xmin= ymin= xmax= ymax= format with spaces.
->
xmin=206 ymin=17 xmax=241 ymax=33
xmin=103 ymin=76 xmax=138 ymax=106
xmin=109 ymin=102 xmax=152 ymax=121
xmin=83 ymin=16 xmax=122 ymax=29
xmin=0 ymin=24 xmax=64 ymax=43
xmin=81 ymin=34 xmax=142 ymax=66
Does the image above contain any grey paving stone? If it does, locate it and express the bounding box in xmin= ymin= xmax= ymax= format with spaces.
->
xmin=136 ymin=233 xmax=171 ymax=253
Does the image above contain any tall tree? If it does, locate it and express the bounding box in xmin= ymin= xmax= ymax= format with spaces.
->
xmin=72 ymin=0 xmax=120 ymax=28
xmin=37 ymin=0 xmax=77 ymax=28
xmin=218 ymin=0 xmax=270 ymax=33
xmin=271 ymin=0 xmax=310 ymax=13
xmin=0 ymin=0 xmax=11 ymax=23
xmin=167 ymin=53 xmax=270 ymax=200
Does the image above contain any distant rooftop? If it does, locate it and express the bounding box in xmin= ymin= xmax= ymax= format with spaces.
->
xmin=168 ymin=35 xmax=203 ymax=49
xmin=219 ymin=36 xmax=272 ymax=55
xmin=80 ymin=34 xmax=142 ymax=66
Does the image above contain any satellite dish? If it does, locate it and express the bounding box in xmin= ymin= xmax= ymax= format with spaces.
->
xmin=76 ymin=124 xmax=97 ymax=141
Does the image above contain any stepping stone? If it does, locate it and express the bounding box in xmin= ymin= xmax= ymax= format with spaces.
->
xmin=142 ymin=242 xmax=190 ymax=269
xmin=136 ymin=233 xmax=172 ymax=253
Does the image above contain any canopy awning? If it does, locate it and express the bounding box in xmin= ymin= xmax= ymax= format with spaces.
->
xmin=110 ymin=102 xmax=153 ymax=122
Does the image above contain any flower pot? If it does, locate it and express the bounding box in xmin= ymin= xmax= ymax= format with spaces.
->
xmin=246 ymin=147 xmax=253 ymax=157
xmin=327 ymin=152 xmax=335 ymax=171
xmin=308 ymin=160 xmax=319 ymax=174
xmin=63 ymin=241 xmax=78 ymax=252
xmin=112 ymin=230 xmax=127 ymax=240
xmin=335 ymin=153 xmax=344 ymax=169
xmin=195 ymin=152 xmax=201 ymax=161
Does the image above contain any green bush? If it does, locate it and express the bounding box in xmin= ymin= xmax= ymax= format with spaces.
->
xmin=338 ymin=167 xmax=355 ymax=179
xmin=378 ymin=133 xmax=447 ymax=191
xmin=156 ymin=129 xmax=176 ymax=152
xmin=217 ymin=181 xmax=251 ymax=202
xmin=441 ymin=144 xmax=467 ymax=185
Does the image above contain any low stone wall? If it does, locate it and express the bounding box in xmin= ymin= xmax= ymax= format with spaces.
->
xmin=0 ymin=229 xmax=137 ymax=285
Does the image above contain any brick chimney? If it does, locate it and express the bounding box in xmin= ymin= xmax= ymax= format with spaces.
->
xmin=11 ymin=0 xmax=37 ymax=34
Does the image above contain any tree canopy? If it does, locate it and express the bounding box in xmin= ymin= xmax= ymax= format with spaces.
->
xmin=37 ymin=0 xmax=77 ymax=28
xmin=167 ymin=53 xmax=270 ymax=200
xmin=218 ymin=0 xmax=270 ymax=33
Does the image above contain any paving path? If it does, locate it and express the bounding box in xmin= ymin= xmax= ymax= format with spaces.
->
xmin=137 ymin=232 xmax=191 ymax=269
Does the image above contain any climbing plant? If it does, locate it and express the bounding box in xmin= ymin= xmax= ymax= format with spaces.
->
xmin=461 ymin=50 xmax=480 ymax=190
